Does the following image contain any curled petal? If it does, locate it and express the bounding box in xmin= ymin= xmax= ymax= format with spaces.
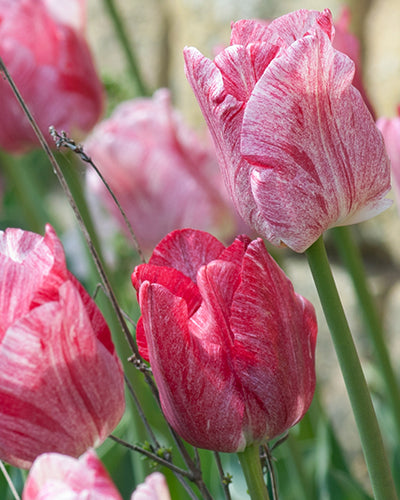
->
xmin=0 ymin=282 xmax=125 ymax=468
xmin=22 ymin=449 xmax=122 ymax=500
xmin=139 ymin=282 xmax=246 ymax=452
xmin=241 ymin=30 xmax=390 ymax=251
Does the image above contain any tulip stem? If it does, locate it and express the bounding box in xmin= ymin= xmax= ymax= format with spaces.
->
xmin=305 ymin=235 xmax=397 ymax=500
xmin=331 ymin=225 xmax=400 ymax=444
xmin=237 ymin=444 xmax=271 ymax=500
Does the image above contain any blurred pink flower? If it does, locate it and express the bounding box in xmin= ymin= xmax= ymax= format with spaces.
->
xmin=131 ymin=472 xmax=171 ymax=500
xmin=377 ymin=108 xmax=400 ymax=208
xmin=0 ymin=225 xmax=125 ymax=469
xmin=22 ymin=449 xmax=123 ymax=500
xmin=84 ymin=89 xmax=242 ymax=253
xmin=22 ymin=449 xmax=171 ymax=500
xmin=333 ymin=7 xmax=375 ymax=118
xmin=0 ymin=0 xmax=104 ymax=154
xmin=184 ymin=9 xmax=391 ymax=252
xmin=132 ymin=229 xmax=317 ymax=452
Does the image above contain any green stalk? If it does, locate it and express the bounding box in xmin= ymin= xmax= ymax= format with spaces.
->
xmin=101 ymin=0 xmax=149 ymax=96
xmin=237 ymin=444 xmax=270 ymax=500
xmin=331 ymin=226 xmax=400 ymax=444
xmin=305 ymin=236 xmax=397 ymax=500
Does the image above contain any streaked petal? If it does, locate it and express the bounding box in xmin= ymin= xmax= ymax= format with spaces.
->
xmin=241 ymin=30 xmax=390 ymax=251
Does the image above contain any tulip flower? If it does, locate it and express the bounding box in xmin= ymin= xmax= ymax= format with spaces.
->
xmin=132 ymin=229 xmax=317 ymax=452
xmin=377 ymin=109 xmax=400 ymax=209
xmin=0 ymin=225 xmax=125 ymax=469
xmin=22 ymin=449 xmax=171 ymax=500
xmin=84 ymin=89 xmax=241 ymax=253
xmin=131 ymin=472 xmax=171 ymax=500
xmin=22 ymin=449 xmax=123 ymax=500
xmin=184 ymin=9 xmax=391 ymax=253
xmin=332 ymin=7 xmax=375 ymax=118
xmin=0 ymin=0 xmax=104 ymax=154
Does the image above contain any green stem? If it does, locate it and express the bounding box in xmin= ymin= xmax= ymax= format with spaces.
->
xmin=237 ymin=444 xmax=270 ymax=500
xmin=101 ymin=0 xmax=149 ymax=96
xmin=331 ymin=226 xmax=400 ymax=444
xmin=306 ymin=236 xmax=397 ymax=500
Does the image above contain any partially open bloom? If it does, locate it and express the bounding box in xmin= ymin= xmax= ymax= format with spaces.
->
xmin=22 ymin=450 xmax=171 ymax=500
xmin=22 ymin=449 xmax=123 ymax=500
xmin=184 ymin=9 xmax=391 ymax=252
xmin=0 ymin=225 xmax=125 ymax=469
xmin=131 ymin=472 xmax=171 ymax=500
xmin=377 ymin=108 xmax=400 ymax=209
xmin=0 ymin=0 xmax=104 ymax=153
xmin=85 ymin=89 xmax=241 ymax=253
xmin=132 ymin=229 xmax=317 ymax=452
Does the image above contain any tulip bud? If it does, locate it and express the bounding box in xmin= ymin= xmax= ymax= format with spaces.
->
xmin=0 ymin=225 xmax=125 ymax=468
xmin=84 ymin=89 xmax=241 ymax=253
xmin=184 ymin=9 xmax=391 ymax=252
xmin=0 ymin=0 xmax=104 ymax=153
xmin=132 ymin=229 xmax=317 ymax=452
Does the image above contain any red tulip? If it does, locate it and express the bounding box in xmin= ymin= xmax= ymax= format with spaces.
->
xmin=22 ymin=449 xmax=123 ymax=500
xmin=132 ymin=229 xmax=317 ymax=452
xmin=377 ymin=108 xmax=400 ymax=209
xmin=85 ymin=89 xmax=241 ymax=253
xmin=0 ymin=0 xmax=104 ymax=154
xmin=0 ymin=225 xmax=125 ymax=469
xmin=184 ymin=9 xmax=391 ymax=252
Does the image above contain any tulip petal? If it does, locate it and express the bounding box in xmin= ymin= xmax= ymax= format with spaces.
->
xmin=230 ymin=239 xmax=317 ymax=438
xmin=140 ymin=282 xmax=246 ymax=452
xmin=241 ymin=30 xmax=390 ymax=251
xmin=148 ymin=228 xmax=224 ymax=282
xmin=22 ymin=449 xmax=123 ymax=500
xmin=0 ymin=281 xmax=124 ymax=468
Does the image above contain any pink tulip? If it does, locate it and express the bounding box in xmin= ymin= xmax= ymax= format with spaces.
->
xmin=0 ymin=225 xmax=125 ymax=469
xmin=377 ymin=108 xmax=400 ymax=209
xmin=84 ymin=89 xmax=240 ymax=253
xmin=132 ymin=229 xmax=317 ymax=452
xmin=22 ymin=449 xmax=123 ymax=500
xmin=0 ymin=0 xmax=104 ymax=154
xmin=184 ymin=9 xmax=391 ymax=253
xmin=333 ymin=7 xmax=375 ymax=118
xmin=131 ymin=472 xmax=171 ymax=500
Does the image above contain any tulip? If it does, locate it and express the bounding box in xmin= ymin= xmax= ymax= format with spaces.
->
xmin=184 ymin=9 xmax=391 ymax=253
xmin=0 ymin=0 xmax=104 ymax=154
xmin=0 ymin=225 xmax=125 ymax=469
xmin=332 ymin=7 xmax=375 ymax=118
xmin=131 ymin=472 xmax=171 ymax=500
xmin=132 ymin=229 xmax=317 ymax=452
xmin=22 ymin=449 xmax=123 ymax=500
xmin=22 ymin=449 xmax=171 ymax=500
xmin=376 ymin=109 xmax=400 ymax=209
xmin=84 ymin=89 xmax=241 ymax=253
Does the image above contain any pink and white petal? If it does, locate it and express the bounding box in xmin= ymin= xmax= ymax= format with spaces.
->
xmin=0 ymin=226 xmax=63 ymax=335
xmin=184 ymin=47 xmax=261 ymax=228
xmin=140 ymin=282 xmax=245 ymax=452
xmin=377 ymin=114 xmax=400 ymax=206
xmin=0 ymin=282 xmax=124 ymax=468
xmin=241 ymin=30 xmax=390 ymax=251
xmin=230 ymin=239 xmax=317 ymax=439
xmin=23 ymin=450 xmax=122 ymax=500
xmin=266 ymin=8 xmax=334 ymax=45
xmin=148 ymin=229 xmax=224 ymax=282
xmin=230 ymin=19 xmax=271 ymax=46
xmin=131 ymin=472 xmax=171 ymax=500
